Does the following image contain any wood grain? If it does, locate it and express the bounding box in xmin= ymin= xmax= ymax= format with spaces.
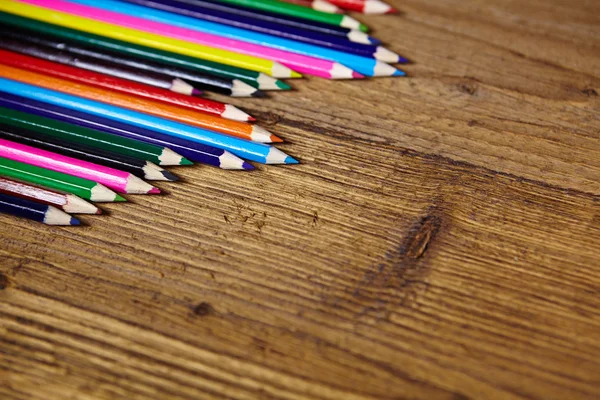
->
xmin=1 ymin=0 xmax=599 ymax=399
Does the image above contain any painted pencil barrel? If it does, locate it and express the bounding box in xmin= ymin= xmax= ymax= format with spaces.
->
xmin=0 ymin=78 xmax=296 ymax=164
xmin=0 ymin=192 xmax=80 ymax=225
xmin=0 ymin=92 xmax=252 ymax=170
xmin=80 ymin=0 xmax=403 ymax=76
xmin=0 ymin=0 xmax=298 ymax=78
xmin=0 ymin=13 xmax=287 ymax=90
xmin=0 ymin=157 xmax=122 ymax=202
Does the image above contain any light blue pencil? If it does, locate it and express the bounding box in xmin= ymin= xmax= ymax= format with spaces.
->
xmin=68 ymin=0 xmax=405 ymax=77
xmin=0 ymin=78 xmax=296 ymax=164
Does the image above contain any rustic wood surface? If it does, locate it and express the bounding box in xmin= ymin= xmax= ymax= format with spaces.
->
xmin=1 ymin=0 xmax=599 ymax=399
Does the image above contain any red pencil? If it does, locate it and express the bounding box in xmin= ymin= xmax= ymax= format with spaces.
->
xmin=0 ymin=49 xmax=255 ymax=122
xmin=327 ymin=0 xmax=397 ymax=14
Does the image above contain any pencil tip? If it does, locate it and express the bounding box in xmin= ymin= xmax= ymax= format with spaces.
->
xmin=70 ymin=217 xmax=81 ymax=226
xmin=242 ymin=161 xmax=255 ymax=170
xmin=387 ymin=7 xmax=399 ymax=14
xmin=359 ymin=24 xmax=369 ymax=33
xmin=368 ymin=37 xmax=382 ymax=45
xmin=398 ymin=56 xmax=410 ymax=64
xmin=276 ymin=80 xmax=292 ymax=90
xmin=248 ymin=116 xmax=257 ymax=122
xmin=192 ymin=88 xmax=203 ymax=97
xmin=181 ymin=158 xmax=194 ymax=166
xmin=96 ymin=209 xmax=103 ymax=215
xmin=149 ymin=187 xmax=161 ymax=194
xmin=290 ymin=71 xmax=303 ymax=79
xmin=115 ymin=194 xmax=127 ymax=202
xmin=162 ymin=170 xmax=179 ymax=181
xmin=352 ymin=71 xmax=366 ymax=79
xmin=270 ymin=135 xmax=284 ymax=143
xmin=392 ymin=69 xmax=407 ymax=77
xmin=251 ymin=90 xmax=267 ymax=98
xmin=284 ymin=156 xmax=299 ymax=164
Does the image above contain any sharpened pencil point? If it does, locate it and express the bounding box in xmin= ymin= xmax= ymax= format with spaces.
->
xmin=248 ymin=116 xmax=257 ymax=122
xmin=398 ymin=57 xmax=410 ymax=64
xmin=161 ymin=170 xmax=179 ymax=181
xmin=192 ymin=88 xmax=203 ymax=97
xmin=387 ymin=7 xmax=399 ymax=14
xmin=181 ymin=158 xmax=194 ymax=166
xmin=70 ymin=217 xmax=81 ymax=226
xmin=270 ymin=135 xmax=284 ymax=143
xmin=290 ymin=71 xmax=303 ymax=79
xmin=275 ymin=80 xmax=291 ymax=90
xmin=95 ymin=209 xmax=103 ymax=215
xmin=115 ymin=194 xmax=127 ymax=202
xmin=359 ymin=24 xmax=369 ymax=33
xmin=368 ymin=37 xmax=382 ymax=45
xmin=352 ymin=71 xmax=366 ymax=79
xmin=149 ymin=187 xmax=161 ymax=194
xmin=242 ymin=161 xmax=255 ymax=170
xmin=284 ymin=156 xmax=299 ymax=164
xmin=393 ymin=69 xmax=407 ymax=77
xmin=251 ymin=90 xmax=267 ymax=98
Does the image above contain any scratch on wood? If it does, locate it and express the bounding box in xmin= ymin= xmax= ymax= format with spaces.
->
xmin=192 ymin=302 xmax=215 ymax=317
xmin=406 ymin=216 xmax=442 ymax=259
xmin=0 ymin=272 xmax=8 ymax=289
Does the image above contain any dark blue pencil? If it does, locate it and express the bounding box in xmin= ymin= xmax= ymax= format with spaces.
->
xmin=121 ymin=0 xmax=406 ymax=63
xmin=0 ymin=192 xmax=80 ymax=225
xmin=0 ymin=92 xmax=254 ymax=171
xmin=155 ymin=0 xmax=380 ymax=44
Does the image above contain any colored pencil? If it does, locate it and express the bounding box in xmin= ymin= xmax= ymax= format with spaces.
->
xmin=0 ymin=138 xmax=159 ymax=194
xmin=0 ymin=78 xmax=297 ymax=164
xmin=0 ymin=64 xmax=280 ymax=143
xmin=141 ymin=0 xmax=379 ymax=44
xmin=280 ymin=0 xmax=341 ymax=13
xmin=0 ymin=1 xmax=300 ymax=79
xmin=328 ymin=0 xmax=397 ymax=14
xmin=0 ymin=105 xmax=189 ymax=167
xmin=0 ymin=124 xmax=178 ymax=182
xmin=121 ymin=0 xmax=401 ymax=62
xmin=93 ymin=0 xmax=405 ymax=75
xmin=0 ymin=14 xmax=290 ymax=90
xmin=0 ymin=157 xmax=123 ymax=202
xmin=0 ymin=29 xmax=265 ymax=100
xmin=0 ymin=192 xmax=80 ymax=226
xmin=0 ymin=40 xmax=200 ymax=97
xmin=0 ymin=177 xmax=100 ymax=214
xmin=215 ymin=0 xmax=368 ymax=31
xmin=0 ymin=45 xmax=256 ymax=120
xmin=0 ymin=92 xmax=253 ymax=170
xmin=37 ymin=0 xmax=363 ymax=79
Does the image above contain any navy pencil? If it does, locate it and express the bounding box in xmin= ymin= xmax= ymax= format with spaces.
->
xmin=0 ymin=192 xmax=80 ymax=225
xmin=0 ymin=92 xmax=254 ymax=170
xmin=155 ymin=0 xmax=380 ymax=44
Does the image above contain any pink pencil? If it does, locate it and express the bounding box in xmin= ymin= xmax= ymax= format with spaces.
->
xmin=21 ymin=0 xmax=363 ymax=80
xmin=0 ymin=138 xmax=159 ymax=194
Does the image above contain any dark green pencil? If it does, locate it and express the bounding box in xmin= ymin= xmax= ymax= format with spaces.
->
xmin=0 ymin=105 xmax=190 ymax=167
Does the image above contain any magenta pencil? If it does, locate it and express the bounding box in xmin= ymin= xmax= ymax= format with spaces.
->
xmin=22 ymin=0 xmax=363 ymax=79
xmin=0 ymin=138 xmax=159 ymax=194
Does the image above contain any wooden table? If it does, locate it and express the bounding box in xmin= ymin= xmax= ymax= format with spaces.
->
xmin=1 ymin=1 xmax=599 ymax=399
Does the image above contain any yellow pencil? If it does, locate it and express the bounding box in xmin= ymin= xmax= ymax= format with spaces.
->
xmin=0 ymin=0 xmax=301 ymax=78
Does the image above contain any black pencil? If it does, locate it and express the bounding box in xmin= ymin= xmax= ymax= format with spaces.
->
xmin=0 ymin=25 xmax=265 ymax=98
xmin=0 ymin=124 xmax=178 ymax=182
xmin=0 ymin=33 xmax=200 ymax=96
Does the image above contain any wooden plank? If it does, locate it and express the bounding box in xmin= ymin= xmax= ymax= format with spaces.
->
xmin=0 ymin=0 xmax=599 ymax=399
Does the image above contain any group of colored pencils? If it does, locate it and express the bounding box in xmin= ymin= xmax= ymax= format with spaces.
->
xmin=0 ymin=0 xmax=404 ymax=226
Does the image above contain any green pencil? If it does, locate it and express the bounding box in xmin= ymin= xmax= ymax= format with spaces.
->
xmin=0 ymin=12 xmax=290 ymax=91
xmin=217 ymin=0 xmax=369 ymax=32
xmin=0 ymin=106 xmax=191 ymax=167
xmin=0 ymin=157 xmax=124 ymax=202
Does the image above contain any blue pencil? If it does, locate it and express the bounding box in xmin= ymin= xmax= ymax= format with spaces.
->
xmin=0 ymin=78 xmax=297 ymax=165
xmin=0 ymin=192 xmax=81 ymax=226
xmin=0 ymin=92 xmax=254 ymax=170
xmin=122 ymin=0 xmax=393 ymax=58
xmin=71 ymin=0 xmax=404 ymax=77
xmin=148 ymin=0 xmax=380 ymax=44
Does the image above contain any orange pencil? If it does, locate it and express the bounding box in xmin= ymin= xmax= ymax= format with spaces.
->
xmin=0 ymin=63 xmax=280 ymax=143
